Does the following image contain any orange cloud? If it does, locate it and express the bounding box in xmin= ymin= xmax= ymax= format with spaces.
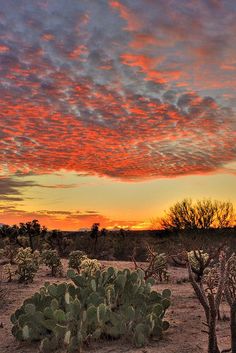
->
xmin=109 ymin=1 xmax=141 ymax=31
xmin=0 ymin=0 xmax=235 ymax=183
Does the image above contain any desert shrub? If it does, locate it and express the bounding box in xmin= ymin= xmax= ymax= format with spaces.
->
xmin=17 ymin=235 xmax=29 ymax=248
xmin=3 ymin=263 xmax=15 ymax=282
xmin=11 ymin=267 xmax=171 ymax=352
xmin=0 ymin=285 xmax=7 ymax=309
xmin=1 ymin=239 xmax=16 ymax=264
xmin=41 ymin=249 xmax=63 ymax=277
xmin=79 ymin=258 xmax=101 ymax=277
xmin=113 ymin=237 xmax=136 ymax=260
xmin=45 ymin=230 xmax=73 ymax=256
xmin=15 ymin=247 xmax=40 ymax=283
xmin=68 ymin=250 xmax=87 ymax=273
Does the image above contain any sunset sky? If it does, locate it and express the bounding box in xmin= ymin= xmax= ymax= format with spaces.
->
xmin=0 ymin=0 xmax=235 ymax=230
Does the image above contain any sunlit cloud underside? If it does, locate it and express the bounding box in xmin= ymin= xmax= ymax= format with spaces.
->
xmin=0 ymin=0 xmax=235 ymax=229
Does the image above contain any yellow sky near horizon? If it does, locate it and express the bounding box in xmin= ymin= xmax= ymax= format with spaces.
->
xmin=1 ymin=168 xmax=235 ymax=230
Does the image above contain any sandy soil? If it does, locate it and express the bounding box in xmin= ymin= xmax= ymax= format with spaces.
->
xmin=0 ymin=260 xmax=231 ymax=353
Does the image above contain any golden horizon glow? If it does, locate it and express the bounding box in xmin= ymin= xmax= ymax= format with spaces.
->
xmin=0 ymin=170 xmax=235 ymax=230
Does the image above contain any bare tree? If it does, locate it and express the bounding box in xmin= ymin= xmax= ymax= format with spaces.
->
xmin=161 ymin=198 xmax=235 ymax=231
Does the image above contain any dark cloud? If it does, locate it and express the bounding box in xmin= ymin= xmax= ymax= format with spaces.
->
xmin=0 ymin=176 xmax=81 ymax=202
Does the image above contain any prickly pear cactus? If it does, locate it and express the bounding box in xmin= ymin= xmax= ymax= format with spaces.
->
xmin=11 ymin=266 xmax=171 ymax=352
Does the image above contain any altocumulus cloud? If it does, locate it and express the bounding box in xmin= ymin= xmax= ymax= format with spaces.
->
xmin=0 ymin=0 xmax=235 ymax=181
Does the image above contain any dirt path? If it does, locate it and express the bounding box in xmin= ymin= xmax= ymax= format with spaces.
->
xmin=0 ymin=261 xmax=231 ymax=353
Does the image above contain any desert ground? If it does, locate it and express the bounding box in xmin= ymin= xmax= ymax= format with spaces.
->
xmin=0 ymin=260 xmax=231 ymax=353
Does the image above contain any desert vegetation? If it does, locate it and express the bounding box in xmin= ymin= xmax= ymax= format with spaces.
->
xmin=0 ymin=198 xmax=236 ymax=353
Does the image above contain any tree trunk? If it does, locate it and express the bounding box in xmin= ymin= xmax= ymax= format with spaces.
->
xmin=208 ymin=316 xmax=220 ymax=353
xmin=231 ymin=301 xmax=236 ymax=353
xmin=208 ymin=294 xmax=220 ymax=353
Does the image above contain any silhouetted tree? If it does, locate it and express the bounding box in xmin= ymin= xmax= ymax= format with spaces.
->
xmin=0 ymin=224 xmax=19 ymax=243
xmin=19 ymin=220 xmax=46 ymax=251
xmin=90 ymin=223 xmax=100 ymax=254
xmin=119 ymin=228 xmax=125 ymax=238
xmin=101 ymin=228 xmax=107 ymax=237
xmin=46 ymin=229 xmax=72 ymax=256
xmin=161 ymin=198 xmax=235 ymax=231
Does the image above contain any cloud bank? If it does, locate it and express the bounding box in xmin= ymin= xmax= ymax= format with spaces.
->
xmin=0 ymin=0 xmax=235 ymax=181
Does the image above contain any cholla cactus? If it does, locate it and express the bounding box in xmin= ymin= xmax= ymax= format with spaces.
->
xmin=188 ymin=250 xmax=210 ymax=281
xmin=0 ymin=249 xmax=4 ymax=259
xmin=3 ymin=263 xmax=15 ymax=282
xmin=68 ymin=250 xmax=87 ymax=273
xmin=17 ymin=235 xmax=29 ymax=248
xmin=225 ymin=254 xmax=236 ymax=353
xmin=79 ymin=258 xmax=101 ymax=277
xmin=15 ymin=247 xmax=39 ymax=283
xmin=187 ymin=251 xmax=227 ymax=353
xmin=41 ymin=249 xmax=63 ymax=276
xmin=1 ymin=241 xmax=16 ymax=264
xmin=133 ymin=244 xmax=169 ymax=283
xmin=151 ymin=253 xmax=169 ymax=282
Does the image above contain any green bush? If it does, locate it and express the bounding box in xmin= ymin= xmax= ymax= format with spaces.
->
xmin=11 ymin=267 xmax=171 ymax=352
xmin=41 ymin=249 xmax=63 ymax=277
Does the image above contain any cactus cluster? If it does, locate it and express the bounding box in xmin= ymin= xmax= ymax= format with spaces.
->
xmin=133 ymin=245 xmax=169 ymax=283
xmin=187 ymin=249 xmax=210 ymax=281
xmin=188 ymin=251 xmax=236 ymax=353
xmin=3 ymin=263 xmax=15 ymax=282
xmin=41 ymin=249 xmax=63 ymax=277
xmin=188 ymin=250 xmax=209 ymax=272
xmin=68 ymin=250 xmax=87 ymax=273
xmin=1 ymin=247 xmax=39 ymax=283
xmin=151 ymin=252 xmax=169 ymax=282
xmin=11 ymin=267 xmax=171 ymax=352
xmin=225 ymin=254 xmax=236 ymax=353
xmin=0 ymin=240 xmax=16 ymax=264
xmin=79 ymin=258 xmax=101 ymax=277
xmin=15 ymin=247 xmax=40 ymax=283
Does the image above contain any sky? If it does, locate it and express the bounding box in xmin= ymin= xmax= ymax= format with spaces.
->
xmin=0 ymin=0 xmax=235 ymax=230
